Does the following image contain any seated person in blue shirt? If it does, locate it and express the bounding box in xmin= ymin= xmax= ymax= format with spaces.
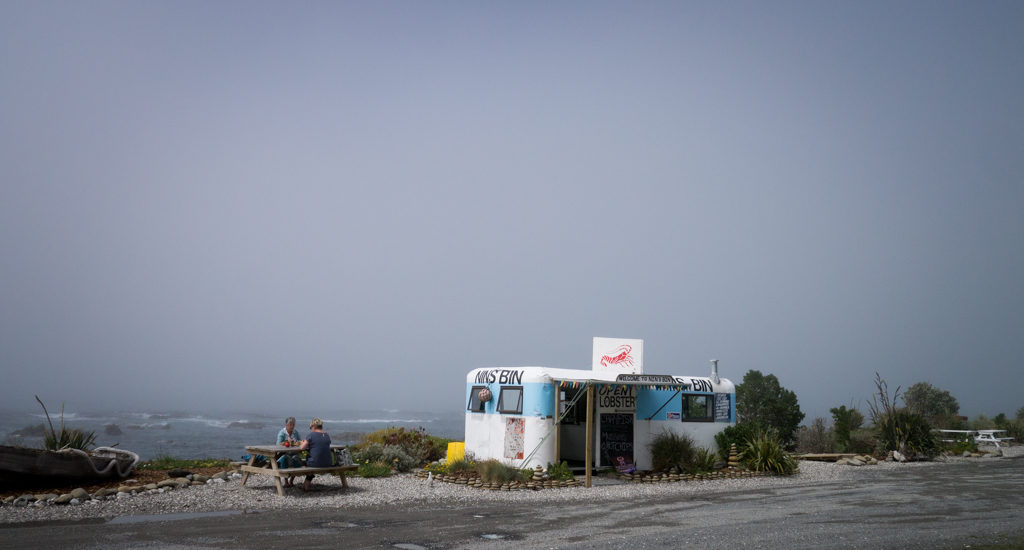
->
xmin=299 ymin=417 xmax=332 ymax=491
xmin=276 ymin=417 xmax=303 ymax=487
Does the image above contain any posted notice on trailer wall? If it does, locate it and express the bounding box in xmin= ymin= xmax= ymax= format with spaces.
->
xmin=592 ymin=337 xmax=643 ymax=375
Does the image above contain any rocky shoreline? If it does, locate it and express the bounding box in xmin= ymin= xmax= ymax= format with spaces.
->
xmin=2 ymin=454 xmax=1015 ymax=525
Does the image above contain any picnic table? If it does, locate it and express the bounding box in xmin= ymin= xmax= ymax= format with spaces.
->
xmin=240 ymin=444 xmax=357 ymax=496
xmin=937 ymin=429 xmax=1015 ymax=448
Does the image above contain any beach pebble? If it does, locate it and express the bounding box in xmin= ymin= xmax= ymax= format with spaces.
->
xmin=70 ymin=488 xmax=90 ymax=500
xmin=53 ymin=494 xmax=74 ymax=505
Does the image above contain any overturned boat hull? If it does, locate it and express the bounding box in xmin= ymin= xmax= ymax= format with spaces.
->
xmin=0 ymin=445 xmax=139 ymax=487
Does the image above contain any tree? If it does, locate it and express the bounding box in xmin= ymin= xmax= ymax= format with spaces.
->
xmin=1016 ymin=406 xmax=1024 ymax=422
xmin=830 ymin=405 xmax=865 ymax=451
xmin=903 ymin=382 xmax=959 ymax=425
xmin=735 ymin=370 xmax=805 ymax=446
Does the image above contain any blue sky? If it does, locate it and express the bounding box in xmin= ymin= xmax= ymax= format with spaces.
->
xmin=1 ymin=1 xmax=1022 ymax=422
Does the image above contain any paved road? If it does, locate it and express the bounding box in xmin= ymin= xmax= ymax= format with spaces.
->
xmin=2 ymin=458 xmax=1022 ymax=549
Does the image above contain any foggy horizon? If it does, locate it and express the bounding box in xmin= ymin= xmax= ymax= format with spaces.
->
xmin=2 ymin=2 xmax=1022 ymax=426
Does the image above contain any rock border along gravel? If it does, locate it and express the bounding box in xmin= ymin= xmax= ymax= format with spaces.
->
xmin=0 ymin=459 xmax=959 ymax=525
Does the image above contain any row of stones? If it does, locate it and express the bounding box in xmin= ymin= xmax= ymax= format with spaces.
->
xmin=415 ymin=466 xmax=582 ymax=490
xmin=1 ymin=470 xmax=241 ymax=508
xmin=618 ymin=468 xmax=772 ymax=483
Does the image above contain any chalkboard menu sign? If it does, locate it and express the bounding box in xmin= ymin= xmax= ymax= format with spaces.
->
xmin=600 ymin=413 xmax=634 ymax=468
xmin=714 ymin=393 xmax=731 ymax=422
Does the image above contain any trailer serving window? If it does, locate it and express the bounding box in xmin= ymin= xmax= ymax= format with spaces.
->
xmin=497 ymin=386 xmax=523 ymax=414
xmin=681 ymin=394 xmax=714 ymax=422
xmin=467 ymin=385 xmax=487 ymax=412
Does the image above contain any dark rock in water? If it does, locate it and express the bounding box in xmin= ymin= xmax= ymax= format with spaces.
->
xmin=104 ymin=424 xmax=123 ymax=435
xmin=227 ymin=421 xmax=264 ymax=429
xmin=168 ymin=468 xmax=193 ymax=479
xmin=10 ymin=424 xmax=45 ymax=437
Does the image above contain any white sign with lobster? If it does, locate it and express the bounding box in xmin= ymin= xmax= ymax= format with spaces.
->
xmin=592 ymin=337 xmax=643 ymax=375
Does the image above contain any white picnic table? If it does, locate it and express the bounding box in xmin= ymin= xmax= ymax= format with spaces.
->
xmin=937 ymin=429 xmax=1014 ymax=448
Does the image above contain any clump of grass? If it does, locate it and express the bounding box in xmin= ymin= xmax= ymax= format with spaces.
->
xmin=446 ymin=459 xmax=474 ymax=473
xmin=741 ymin=431 xmax=797 ymax=475
xmin=692 ymin=448 xmax=718 ymax=473
xmin=648 ymin=431 xmax=698 ymax=472
xmin=476 ymin=459 xmax=525 ymax=484
xmin=35 ymin=395 xmax=96 ymax=451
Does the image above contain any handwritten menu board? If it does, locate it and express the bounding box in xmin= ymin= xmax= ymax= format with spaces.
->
xmin=600 ymin=413 xmax=634 ymax=466
xmin=715 ymin=393 xmax=732 ymax=422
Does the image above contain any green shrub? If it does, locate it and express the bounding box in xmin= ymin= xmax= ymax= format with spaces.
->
xmin=741 ymin=431 xmax=797 ymax=475
xmin=381 ymin=445 xmax=417 ymax=472
xmin=357 ymin=461 xmax=392 ymax=478
xmin=648 ymin=431 xmax=698 ymax=473
xmin=868 ymin=373 xmax=939 ymax=458
xmin=947 ymin=436 xmax=978 ymax=455
xmin=356 ymin=427 xmax=450 ymax=464
xmin=545 ymin=461 xmax=574 ymax=481
xmin=477 ymin=459 xmax=525 ymax=484
xmin=874 ymin=409 xmax=939 ymax=457
xmin=714 ymin=421 xmax=763 ymax=460
xmin=352 ymin=442 xmax=385 ymax=464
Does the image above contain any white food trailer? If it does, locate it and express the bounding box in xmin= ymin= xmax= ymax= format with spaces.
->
xmin=464 ymin=338 xmax=735 ymax=485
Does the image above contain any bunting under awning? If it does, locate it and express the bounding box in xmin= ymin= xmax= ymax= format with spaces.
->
xmin=553 ymin=378 xmax=692 ymax=392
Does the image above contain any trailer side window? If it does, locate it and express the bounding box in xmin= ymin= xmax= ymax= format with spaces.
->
xmin=497 ymin=386 xmax=523 ymax=414
xmin=559 ymin=388 xmax=586 ymax=424
xmin=467 ymin=386 xmax=487 ymax=413
xmin=681 ymin=394 xmax=714 ymax=422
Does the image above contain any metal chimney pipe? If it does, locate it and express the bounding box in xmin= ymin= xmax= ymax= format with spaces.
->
xmin=710 ymin=359 xmax=720 ymax=384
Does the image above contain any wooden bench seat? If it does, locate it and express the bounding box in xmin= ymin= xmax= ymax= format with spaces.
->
xmin=250 ymin=465 xmax=357 ymax=477
xmin=240 ymin=463 xmax=357 ymax=495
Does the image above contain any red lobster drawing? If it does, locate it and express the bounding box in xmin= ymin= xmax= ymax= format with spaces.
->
xmin=600 ymin=344 xmax=634 ymax=368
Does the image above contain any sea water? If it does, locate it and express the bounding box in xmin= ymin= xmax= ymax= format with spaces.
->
xmin=0 ymin=408 xmax=464 ymax=461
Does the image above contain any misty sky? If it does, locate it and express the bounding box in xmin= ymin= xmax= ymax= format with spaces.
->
xmin=2 ymin=2 xmax=1022 ymax=423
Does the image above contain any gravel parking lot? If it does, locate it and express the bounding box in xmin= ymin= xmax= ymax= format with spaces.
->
xmin=2 ymin=457 xmax=1022 ymax=549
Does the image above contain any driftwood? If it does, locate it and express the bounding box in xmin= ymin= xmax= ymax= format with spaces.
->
xmin=796 ymin=453 xmax=859 ymax=462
